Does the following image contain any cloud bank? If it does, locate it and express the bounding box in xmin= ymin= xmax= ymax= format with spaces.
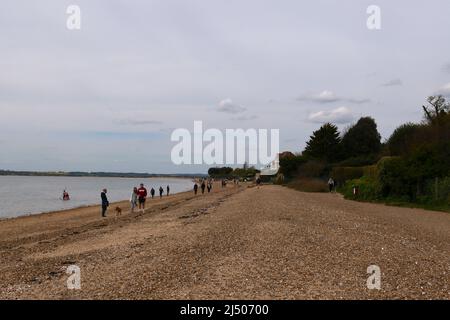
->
xmin=308 ymin=107 xmax=354 ymax=124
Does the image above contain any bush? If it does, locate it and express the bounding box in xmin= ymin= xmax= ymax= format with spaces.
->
xmin=279 ymin=155 xmax=307 ymax=178
xmin=423 ymin=177 xmax=450 ymax=204
xmin=387 ymin=122 xmax=424 ymax=156
xmin=297 ymin=160 xmax=327 ymax=178
xmin=341 ymin=176 xmax=381 ymax=201
xmin=377 ymin=156 xmax=415 ymax=199
xmin=336 ymin=154 xmax=380 ymax=167
xmin=331 ymin=166 xmax=364 ymax=186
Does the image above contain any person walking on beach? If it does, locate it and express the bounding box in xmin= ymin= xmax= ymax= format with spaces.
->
xmin=130 ymin=187 xmax=138 ymax=213
xmin=150 ymin=187 xmax=155 ymax=199
xmin=328 ymin=178 xmax=335 ymax=193
xmin=166 ymin=185 xmax=170 ymax=196
xmin=256 ymin=177 xmax=261 ymax=188
xmin=137 ymin=183 xmax=148 ymax=212
xmin=201 ymin=181 xmax=206 ymax=194
xmin=194 ymin=183 xmax=198 ymax=195
xmin=159 ymin=186 xmax=164 ymax=198
xmin=101 ymin=188 xmax=109 ymax=217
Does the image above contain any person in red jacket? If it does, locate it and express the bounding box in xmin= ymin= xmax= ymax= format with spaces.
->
xmin=137 ymin=183 xmax=148 ymax=212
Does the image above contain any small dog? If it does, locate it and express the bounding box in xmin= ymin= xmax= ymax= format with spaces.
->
xmin=115 ymin=206 xmax=122 ymax=217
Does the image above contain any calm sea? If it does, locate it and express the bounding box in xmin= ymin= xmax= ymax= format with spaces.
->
xmin=0 ymin=176 xmax=193 ymax=218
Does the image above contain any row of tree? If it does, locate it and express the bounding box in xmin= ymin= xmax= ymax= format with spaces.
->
xmin=303 ymin=117 xmax=381 ymax=164
xmin=280 ymin=95 xmax=450 ymax=204
xmin=208 ymin=164 xmax=260 ymax=179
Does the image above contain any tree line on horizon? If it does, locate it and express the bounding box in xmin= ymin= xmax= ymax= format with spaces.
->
xmin=208 ymin=163 xmax=260 ymax=179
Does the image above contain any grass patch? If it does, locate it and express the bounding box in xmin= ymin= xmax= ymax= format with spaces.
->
xmin=337 ymin=186 xmax=450 ymax=213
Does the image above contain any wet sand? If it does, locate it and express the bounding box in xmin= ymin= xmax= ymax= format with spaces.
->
xmin=0 ymin=184 xmax=448 ymax=299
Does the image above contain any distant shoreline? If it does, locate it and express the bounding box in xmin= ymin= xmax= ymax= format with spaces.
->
xmin=0 ymin=170 xmax=207 ymax=179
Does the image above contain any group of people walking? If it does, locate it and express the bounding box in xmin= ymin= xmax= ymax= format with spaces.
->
xmin=193 ymin=179 xmax=213 ymax=195
xmin=100 ymin=183 xmax=171 ymax=217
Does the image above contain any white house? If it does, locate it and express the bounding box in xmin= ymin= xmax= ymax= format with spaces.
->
xmin=259 ymin=154 xmax=280 ymax=176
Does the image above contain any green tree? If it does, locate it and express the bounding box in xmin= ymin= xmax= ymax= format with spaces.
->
xmin=303 ymin=123 xmax=341 ymax=162
xmin=279 ymin=154 xmax=306 ymax=177
xmin=387 ymin=122 xmax=423 ymax=156
xmin=341 ymin=117 xmax=381 ymax=159
xmin=422 ymin=95 xmax=450 ymax=126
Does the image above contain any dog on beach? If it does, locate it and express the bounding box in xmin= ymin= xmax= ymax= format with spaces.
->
xmin=115 ymin=206 xmax=122 ymax=217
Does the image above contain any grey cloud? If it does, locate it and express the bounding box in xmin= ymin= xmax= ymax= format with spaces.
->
xmin=217 ymin=99 xmax=246 ymax=114
xmin=231 ymin=115 xmax=258 ymax=121
xmin=381 ymin=79 xmax=403 ymax=87
xmin=297 ymin=90 xmax=340 ymax=104
xmin=347 ymin=98 xmax=371 ymax=104
xmin=297 ymin=90 xmax=370 ymax=104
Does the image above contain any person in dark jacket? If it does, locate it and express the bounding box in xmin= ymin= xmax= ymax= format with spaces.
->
xmin=166 ymin=185 xmax=170 ymax=196
xmin=101 ymin=189 xmax=109 ymax=217
xmin=201 ymin=181 xmax=206 ymax=194
xmin=150 ymin=187 xmax=155 ymax=199
xmin=159 ymin=186 xmax=164 ymax=198
xmin=193 ymin=183 xmax=198 ymax=195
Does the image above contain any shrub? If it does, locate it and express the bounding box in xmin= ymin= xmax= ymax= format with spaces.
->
xmin=331 ymin=166 xmax=364 ymax=186
xmin=377 ymin=156 xmax=414 ymax=199
xmin=423 ymin=177 xmax=450 ymax=203
xmin=297 ymin=160 xmax=327 ymax=178
xmin=341 ymin=176 xmax=381 ymax=200
xmin=279 ymin=155 xmax=307 ymax=178
xmin=336 ymin=154 xmax=380 ymax=167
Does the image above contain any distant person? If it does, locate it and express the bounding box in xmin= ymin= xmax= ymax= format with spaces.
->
xmin=101 ymin=188 xmax=109 ymax=217
xmin=194 ymin=183 xmax=198 ymax=195
xmin=130 ymin=187 xmax=138 ymax=213
xmin=166 ymin=185 xmax=170 ymax=196
xmin=150 ymin=187 xmax=155 ymax=199
xmin=201 ymin=181 xmax=206 ymax=194
xmin=207 ymin=182 xmax=212 ymax=193
xmin=256 ymin=177 xmax=261 ymax=187
xmin=137 ymin=183 xmax=148 ymax=212
xmin=159 ymin=186 xmax=164 ymax=198
xmin=62 ymin=190 xmax=70 ymax=201
xmin=328 ymin=178 xmax=335 ymax=193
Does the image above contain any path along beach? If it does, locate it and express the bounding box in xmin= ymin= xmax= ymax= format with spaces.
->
xmin=0 ymin=183 xmax=448 ymax=299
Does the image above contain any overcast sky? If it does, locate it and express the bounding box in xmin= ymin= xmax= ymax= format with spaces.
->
xmin=1 ymin=0 xmax=450 ymax=173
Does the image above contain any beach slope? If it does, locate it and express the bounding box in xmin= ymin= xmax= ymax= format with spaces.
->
xmin=0 ymin=185 xmax=448 ymax=299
